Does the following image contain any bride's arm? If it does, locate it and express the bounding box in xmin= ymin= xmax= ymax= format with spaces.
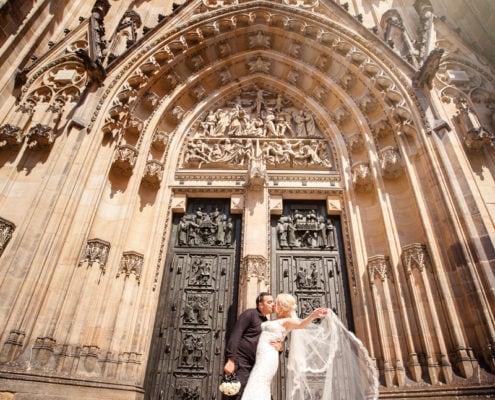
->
xmin=284 ymin=308 xmax=328 ymax=331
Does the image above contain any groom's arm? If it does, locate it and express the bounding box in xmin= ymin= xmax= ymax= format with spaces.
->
xmin=224 ymin=310 xmax=252 ymax=373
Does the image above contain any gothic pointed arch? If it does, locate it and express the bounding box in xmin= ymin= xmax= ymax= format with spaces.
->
xmin=1 ymin=1 xmax=495 ymax=399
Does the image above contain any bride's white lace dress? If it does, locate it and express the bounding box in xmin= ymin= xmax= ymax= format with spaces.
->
xmin=241 ymin=319 xmax=287 ymax=400
xmin=240 ymin=313 xmax=379 ymax=400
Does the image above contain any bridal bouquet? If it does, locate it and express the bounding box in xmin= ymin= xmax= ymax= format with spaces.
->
xmin=219 ymin=374 xmax=241 ymax=396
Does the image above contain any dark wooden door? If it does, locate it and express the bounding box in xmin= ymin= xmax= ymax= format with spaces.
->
xmin=145 ymin=199 xmax=241 ymax=400
xmin=270 ymin=199 xmax=353 ymax=399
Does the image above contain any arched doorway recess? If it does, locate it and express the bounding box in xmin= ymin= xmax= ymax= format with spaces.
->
xmin=84 ymin=0 xmax=491 ymax=397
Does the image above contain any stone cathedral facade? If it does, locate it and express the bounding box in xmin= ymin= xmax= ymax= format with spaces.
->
xmin=0 ymin=0 xmax=494 ymax=399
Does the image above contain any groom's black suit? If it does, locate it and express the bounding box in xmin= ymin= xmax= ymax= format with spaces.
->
xmin=225 ymin=308 xmax=268 ymax=399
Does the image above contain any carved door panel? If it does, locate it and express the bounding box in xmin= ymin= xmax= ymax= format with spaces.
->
xmin=145 ymin=199 xmax=241 ymax=400
xmin=270 ymin=200 xmax=353 ymax=399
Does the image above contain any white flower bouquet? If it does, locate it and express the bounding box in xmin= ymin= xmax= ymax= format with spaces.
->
xmin=219 ymin=374 xmax=241 ymax=396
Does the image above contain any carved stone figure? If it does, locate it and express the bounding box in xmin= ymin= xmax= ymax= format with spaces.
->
xmin=326 ymin=219 xmax=336 ymax=249
xmin=225 ymin=218 xmax=233 ymax=246
xmin=182 ymin=88 xmax=335 ymax=170
xmin=177 ymin=207 xmax=233 ymax=247
xmin=276 ymin=210 xmax=334 ymax=249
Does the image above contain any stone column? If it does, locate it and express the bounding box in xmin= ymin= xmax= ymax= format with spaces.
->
xmin=237 ymin=188 xmax=270 ymax=313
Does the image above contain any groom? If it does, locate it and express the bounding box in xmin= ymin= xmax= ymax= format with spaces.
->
xmin=224 ymin=292 xmax=281 ymax=399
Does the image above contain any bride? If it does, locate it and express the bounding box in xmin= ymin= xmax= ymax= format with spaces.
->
xmin=241 ymin=293 xmax=379 ymax=400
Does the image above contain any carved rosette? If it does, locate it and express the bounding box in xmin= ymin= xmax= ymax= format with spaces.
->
xmin=351 ymin=162 xmax=373 ymax=192
xmin=0 ymin=124 xmax=24 ymax=148
xmin=142 ymin=160 xmax=164 ymax=188
xmin=26 ymin=123 xmax=54 ymax=148
xmin=380 ymin=146 xmax=404 ymax=179
xmin=247 ymin=56 xmax=271 ymax=74
xmin=79 ymin=238 xmax=110 ymax=272
xmin=401 ymin=243 xmax=429 ymax=275
xmin=240 ymin=255 xmax=269 ymax=284
xmin=368 ymin=255 xmax=392 ymax=284
xmin=0 ymin=217 xmax=15 ymax=256
xmin=112 ymin=144 xmax=138 ymax=176
xmin=118 ymin=251 xmax=144 ymax=283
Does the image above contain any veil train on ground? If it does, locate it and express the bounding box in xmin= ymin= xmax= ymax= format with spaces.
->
xmin=286 ymin=312 xmax=379 ymax=400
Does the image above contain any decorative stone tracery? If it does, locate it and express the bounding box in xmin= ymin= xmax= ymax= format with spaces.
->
xmin=79 ymin=238 xmax=110 ymax=272
xmin=118 ymin=251 xmax=144 ymax=283
xmin=240 ymin=255 xmax=269 ymax=284
xmin=368 ymin=255 xmax=392 ymax=283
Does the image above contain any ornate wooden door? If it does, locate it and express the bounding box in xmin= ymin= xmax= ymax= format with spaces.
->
xmin=145 ymin=199 xmax=241 ymax=400
xmin=270 ymin=199 xmax=353 ymax=399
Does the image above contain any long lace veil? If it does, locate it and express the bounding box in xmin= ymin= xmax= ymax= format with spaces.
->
xmin=286 ymin=311 xmax=379 ymax=400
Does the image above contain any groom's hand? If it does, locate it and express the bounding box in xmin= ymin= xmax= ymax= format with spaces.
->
xmin=224 ymin=358 xmax=235 ymax=375
xmin=270 ymin=339 xmax=283 ymax=353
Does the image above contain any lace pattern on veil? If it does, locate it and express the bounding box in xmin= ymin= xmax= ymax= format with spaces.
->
xmin=287 ymin=312 xmax=379 ymax=400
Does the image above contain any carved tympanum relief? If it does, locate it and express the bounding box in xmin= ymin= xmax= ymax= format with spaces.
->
xmin=182 ymin=88 xmax=333 ymax=170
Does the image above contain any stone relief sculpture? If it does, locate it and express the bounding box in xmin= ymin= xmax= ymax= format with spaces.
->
xmin=178 ymin=207 xmax=232 ymax=247
xmin=276 ymin=210 xmax=336 ymax=250
xmin=182 ymin=88 xmax=333 ymax=169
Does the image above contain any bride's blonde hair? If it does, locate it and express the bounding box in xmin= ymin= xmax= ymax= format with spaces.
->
xmin=276 ymin=293 xmax=297 ymax=315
